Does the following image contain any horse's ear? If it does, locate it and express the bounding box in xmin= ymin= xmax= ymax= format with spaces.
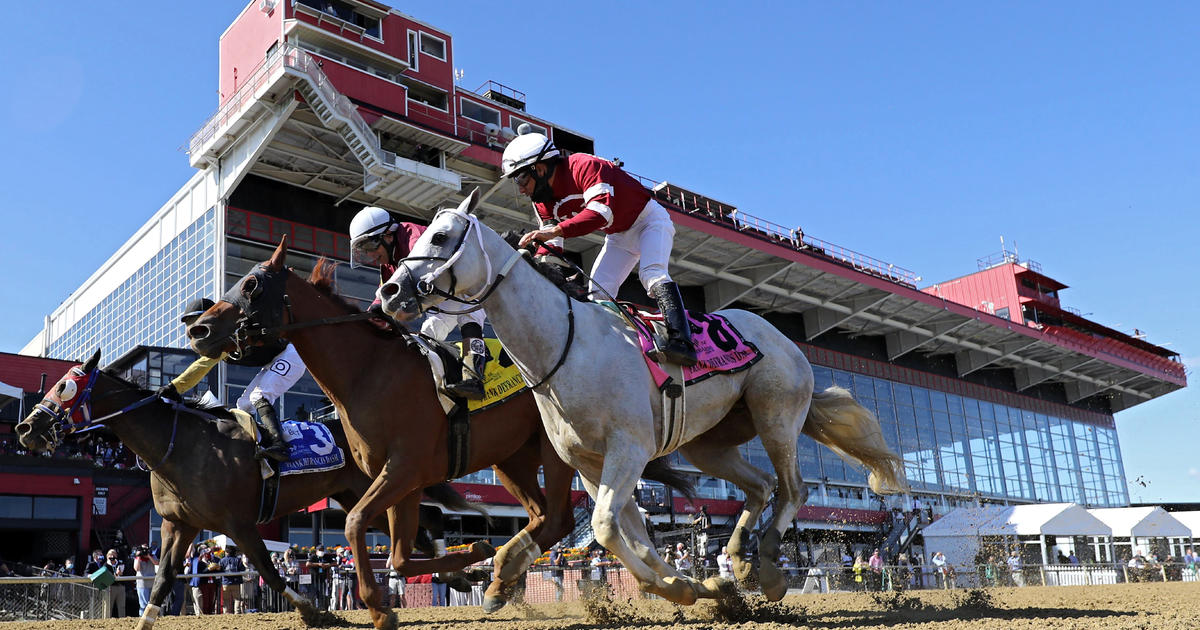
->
xmin=267 ymin=236 xmax=288 ymax=270
xmin=82 ymin=348 xmax=101 ymax=373
xmin=460 ymin=187 xmax=481 ymax=216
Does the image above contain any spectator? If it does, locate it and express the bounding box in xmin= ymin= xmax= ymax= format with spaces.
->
xmin=1007 ymin=550 xmax=1024 ymax=587
xmin=547 ymin=544 xmax=565 ymax=602
xmin=674 ymin=548 xmax=692 ymax=574
xmin=983 ymin=555 xmax=998 ymax=586
xmin=386 ymin=557 xmax=406 ymax=608
xmin=430 ymin=573 xmax=448 ymax=607
xmin=717 ymin=546 xmax=733 ymax=580
xmin=307 ymin=548 xmax=333 ymax=609
xmin=1068 ymin=551 xmax=1080 ymax=565
xmin=133 ymin=545 xmax=158 ymax=615
xmin=1056 ymin=550 xmax=1069 ymax=564
xmin=218 ymin=546 xmax=246 ymax=613
xmin=240 ymin=553 xmax=258 ymax=613
xmin=868 ymin=549 xmax=884 ymax=590
xmin=852 ymin=553 xmax=867 ymax=591
xmin=84 ymin=549 xmax=104 ymax=576
xmin=102 ymin=548 xmax=128 ymax=618
xmin=189 ymin=545 xmax=216 ymax=615
xmin=62 ymin=555 xmax=78 ymax=576
xmin=931 ymin=551 xmax=949 ymax=589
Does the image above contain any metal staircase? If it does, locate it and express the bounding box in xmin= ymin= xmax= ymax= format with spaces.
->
xmin=189 ymin=44 xmax=459 ymax=208
xmin=568 ymin=495 xmax=596 ymax=548
xmin=878 ymin=512 xmax=922 ymax=560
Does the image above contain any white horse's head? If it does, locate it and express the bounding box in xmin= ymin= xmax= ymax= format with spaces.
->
xmin=378 ymin=188 xmax=498 ymax=322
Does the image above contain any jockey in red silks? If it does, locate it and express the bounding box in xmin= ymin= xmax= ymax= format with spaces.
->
xmin=349 ymin=207 xmax=488 ymax=399
xmin=504 ymin=132 xmax=697 ymax=367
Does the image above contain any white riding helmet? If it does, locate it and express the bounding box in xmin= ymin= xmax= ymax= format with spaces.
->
xmin=501 ymin=132 xmax=561 ymax=179
xmin=349 ymin=206 xmax=395 ymax=268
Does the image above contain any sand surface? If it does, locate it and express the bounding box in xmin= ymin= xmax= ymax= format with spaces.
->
xmin=5 ymin=582 xmax=1199 ymax=629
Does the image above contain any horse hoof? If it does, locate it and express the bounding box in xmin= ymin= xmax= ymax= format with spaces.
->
xmin=732 ymin=557 xmax=755 ymax=584
xmin=759 ymin=563 xmax=786 ymax=602
xmin=645 ymin=576 xmax=698 ymax=605
xmin=370 ymin=608 xmax=397 ymax=630
xmin=471 ymin=540 xmax=497 ymax=558
xmin=482 ymin=593 xmax=508 ymax=614
xmin=701 ymin=576 xmax=736 ymax=595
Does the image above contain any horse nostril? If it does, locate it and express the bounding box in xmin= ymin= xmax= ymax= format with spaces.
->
xmin=380 ymin=282 xmax=399 ymax=299
xmin=15 ymin=423 xmax=28 ymax=437
xmin=189 ymin=324 xmax=210 ymax=340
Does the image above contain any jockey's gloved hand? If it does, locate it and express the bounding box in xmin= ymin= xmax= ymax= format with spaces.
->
xmin=156 ymin=383 xmax=182 ymax=403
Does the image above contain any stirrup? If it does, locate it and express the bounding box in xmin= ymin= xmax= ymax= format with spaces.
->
xmin=444 ymin=378 xmax=485 ymax=400
xmin=256 ymin=444 xmax=289 ymax=463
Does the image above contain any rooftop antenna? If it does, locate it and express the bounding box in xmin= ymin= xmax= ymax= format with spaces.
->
xmin=454 ymin=68 xmax=464 ymax=84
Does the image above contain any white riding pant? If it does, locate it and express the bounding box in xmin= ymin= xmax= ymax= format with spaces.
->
xmin=588 ymin=200 xmax=675 ymax=299
xmin=235 ymin=343 xmax=308 ymax=413
xmin=420 ymin=308 xmax=487 ymax=341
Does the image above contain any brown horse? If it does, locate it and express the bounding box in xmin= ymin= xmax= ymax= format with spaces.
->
xmin=186 ymin=239 xmax=612 ymax=627
xmin=15 ymin=350 xmax=477 ymax=629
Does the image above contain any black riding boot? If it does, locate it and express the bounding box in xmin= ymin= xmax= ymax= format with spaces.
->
xmin=444 ymin=337 xmax=487 ymax=400
xmin=650 ymin=282 xmax=699 ymax=367
xmin=253 ymin=399 xmax=290 ymax=463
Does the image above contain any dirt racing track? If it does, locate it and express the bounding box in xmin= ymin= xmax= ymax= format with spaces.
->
xmin=5 ymin=582 xmax=1199 ymax=630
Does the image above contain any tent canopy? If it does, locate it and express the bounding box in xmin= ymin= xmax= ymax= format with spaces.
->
xmin=0 ymin=380 xmax=22 ymax=412
xmin=923 ymin=503 xmax=1111 ymax=538
xmin=210 ymin=534 xmax=290 ymax=554
xmin=1089 ymin=507 xmax=1192 ymax=538
xmin=1169 ymin=511 xmax=1200 ymax=538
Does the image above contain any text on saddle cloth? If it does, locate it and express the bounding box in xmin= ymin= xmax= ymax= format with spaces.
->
xmin=632 ymin=311 xmax=763 ymax=389
xmin=418 ymin=337 xmax=528 ymax=415
xmin=232 ymin=409 xmax=346 ymax=476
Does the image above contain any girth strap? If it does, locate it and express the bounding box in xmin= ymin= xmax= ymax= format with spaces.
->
xmin=257 ymin=460 xmax=281 ymax=524
xmin=445 ymin=401 xmax=471 ymax=480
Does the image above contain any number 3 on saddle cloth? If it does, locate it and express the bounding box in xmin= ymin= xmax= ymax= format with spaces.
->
xmin=229 ymin=409 xmax=346 ymax=476
xmin=627 ymin=308 xmax=763 ymax=389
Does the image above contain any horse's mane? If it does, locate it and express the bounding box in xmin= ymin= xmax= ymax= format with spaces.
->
xmin=307 ymin=259 xmax=362 ymax=314
xmin=306 ymin=258 xmax=400 ymax=340
xmin=498 ymin=231 xmax=590 ymax=301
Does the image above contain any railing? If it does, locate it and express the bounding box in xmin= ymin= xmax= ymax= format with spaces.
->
xmin=977 ymin=249 xmax=1042 ymax=273
xmin=629 ymin=173 xmax=920 ymax=288
xmin=187 ymin=43 xmax=291 ymax=156
xmin=187 ymin=45 xmax=384 ymax=163
xmin=471 ymin=80 xmax=526 ymax=105
xmin=1042 ymin=325 xmax=1187 ymax=381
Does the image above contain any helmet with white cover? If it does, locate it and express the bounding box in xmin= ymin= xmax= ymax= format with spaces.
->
xmin=501 ymin=132 xmax=560 ymax=179
xmin=349 ymin=206 xmax=396 ymax=268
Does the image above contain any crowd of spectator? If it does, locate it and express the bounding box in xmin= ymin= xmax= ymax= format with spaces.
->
xmin=0 ymin=434 xmax=138 ymax=470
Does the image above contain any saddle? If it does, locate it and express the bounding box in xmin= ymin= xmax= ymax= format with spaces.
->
xmin=408 ymin=334 xmax=528 ymax=480
xmin=617 ymin=305 xmax=763 ymax=390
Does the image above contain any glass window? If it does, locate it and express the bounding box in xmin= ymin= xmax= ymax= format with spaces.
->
xmin=460 ymin=99 xmax=500 ymax=126
xmin=0 ymin=496 xmax=32 ymax=519
xmin=509 ymin=116 xmax=547 ymax=135
xmin=33 ymin=497 xmax=77 ymax=520
xmin=419 ymin=32 xmax=446 ymax=60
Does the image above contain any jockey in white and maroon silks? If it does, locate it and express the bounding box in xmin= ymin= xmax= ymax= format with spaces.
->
xmin=504 ymin=132 xmax=697 ymax=367
xmin=350 ymin=207 xmax=488 ymax=399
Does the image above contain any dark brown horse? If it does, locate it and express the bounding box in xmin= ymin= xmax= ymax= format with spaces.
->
xmin=187 ymin=239 xmax=589 ymax=627
xmin=15 ymin=351 xmax=477 ymax=629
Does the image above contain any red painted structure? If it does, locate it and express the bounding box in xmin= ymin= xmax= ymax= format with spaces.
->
xmin=923 ymin=259 xmax=1184 ymax=384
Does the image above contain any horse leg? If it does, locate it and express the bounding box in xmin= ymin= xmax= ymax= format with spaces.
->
xmin=134 ymin=520 xmax=197 ymax=630
xmin=484 ymin=457 xmax=544 ymax=613
xmin=678 ymin=438 xmax=775 ymax=587
xmin=229 ymin=526 xmax=320 ymax=624
xmin=745 ymin=366 xmax=812 ymax=601
xmin=345 ymin=467 xmax=422 ymax=630
xmin=589 ymin=449 xmax=698 ymax=605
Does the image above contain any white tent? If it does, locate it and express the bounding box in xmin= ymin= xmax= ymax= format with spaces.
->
xmin=1170 ymin=511 xmax=1200 ymax=539
xmin=1088 ymin=507 xmax=1190 ymax=538
xmin=210 ymin=534 xmax=290 ymax=553
xmin=923 ymin=503 xmax=1111 ymax=571
xmin=0 ymin=380 xmax=22 ymax=416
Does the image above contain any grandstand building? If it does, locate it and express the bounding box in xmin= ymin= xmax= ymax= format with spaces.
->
xmin=10 ymin=0 xmax=1185 ymax=564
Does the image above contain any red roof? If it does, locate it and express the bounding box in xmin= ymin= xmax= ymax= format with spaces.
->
xmin=0 ymin=352 xmax=78 ymax=394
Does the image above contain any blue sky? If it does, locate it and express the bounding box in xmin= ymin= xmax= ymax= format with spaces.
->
xmin=1 ymin=2 xmax=1195 ymax=502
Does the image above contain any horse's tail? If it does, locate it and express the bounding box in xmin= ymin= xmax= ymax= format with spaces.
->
xmin=802 ymin=386 xmax=909 ymax=495
xmin=642 ymin=457 xmax=697 ymax=503
xmin=422 ymin=482 xmax=493 ymax=526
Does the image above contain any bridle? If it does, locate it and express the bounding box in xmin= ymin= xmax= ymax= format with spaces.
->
xmin=395 ymin=208 xmax=575 ymax=390
xmin=29 ymin=367 xmax=207 ymax=471
xmin=393 ymin=208 xmax=525 ymax=316
xmin=227 ymin=263 xmax=380 ymax=349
